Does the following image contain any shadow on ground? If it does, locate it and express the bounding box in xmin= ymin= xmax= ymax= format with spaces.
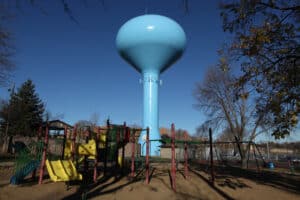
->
xmin=190 ymin=161 xmax=300 ymax=195
xmin=62 ymin=167 xmax=144 ymax=200
xmin=62 ymin=165 xmax=212 ymax=200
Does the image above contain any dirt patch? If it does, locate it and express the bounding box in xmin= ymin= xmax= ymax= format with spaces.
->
xmin=1 ymin=163 xmax=300 ymax=200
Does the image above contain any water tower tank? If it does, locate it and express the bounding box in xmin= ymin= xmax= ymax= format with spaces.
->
xmin=116 ymin=14 xmax=186 ymax=156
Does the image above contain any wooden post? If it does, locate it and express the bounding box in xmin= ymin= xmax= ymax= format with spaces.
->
xmin=171 ymin=123 xmax=176 ymax=191
xmin=209 ymin=128 xmax=215 ymax=184
xmin=61 ymin=125 xmax=67 ymax=160
xmin=131 ymin=129 xmax=135 ymax=178
xmin=39 ymin=123 xmax=49 ymax=184
xmin=184 ymin=131 xmax=188 ymax=179
xmin=145 ymin=127 xmax=150 ymax=184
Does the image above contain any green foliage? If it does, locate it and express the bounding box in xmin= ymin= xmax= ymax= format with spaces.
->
xmin=0 ymin=79 xmax=45 ymax=137
xmin=220 ymin=0 xmax=300 ymax=139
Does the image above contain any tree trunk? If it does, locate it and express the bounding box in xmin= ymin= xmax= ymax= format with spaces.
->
xmin=7 ymin=135 xmax=13 ymax=154
xmin=1 ymin=136 xmax=9 ymax=154
xmin=241 ymin=155 xmax=247 ymax=168
xmin=234 ymin=136 xmax=248 ymax=168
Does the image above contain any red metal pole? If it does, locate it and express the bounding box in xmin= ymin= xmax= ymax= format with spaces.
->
xmin=61 ymin=125 xmax=67 ymax=160
xmin=171 ymin=123 xmax=176 ymax=191
xmin=104 ymin=119 xmax=110 ymax=176
xmin=122 ymin=122 xmax=126 ymax=170
xmin=209 ymin=128 xmax=215 ymax=184
xmin=115 ymin=127 xmax=120 ymax=171
xmin=39 ymin=123 xmax=49 ymax=184
xmin=82 ymin=129 xmax=89 ymax=179
xmin=94 ymin=127 xmax=100 ymax=183
xmin=145 ymin=127 xmax=150 ymax=184
xmin=131 ymin=129 xmax=135 ymax=178
xmin=72 ymin=125 xmax=77 ymax=162
xmin=32 ymin=126 xmax=42 ymax=179
xmin=184 ymin=131 xmax=189 ymax=179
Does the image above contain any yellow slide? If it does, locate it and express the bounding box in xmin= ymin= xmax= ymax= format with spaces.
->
xmin=46 ymin=159 xmax=82 ymax=182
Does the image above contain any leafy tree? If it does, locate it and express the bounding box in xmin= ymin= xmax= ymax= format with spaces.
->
xmin=194 ymin=66 xmax=266 ymax=167
xmin=0 ymin=79 xmax=45 ymax=137
xmin=219 ymin=0 xmax=300 ymax=138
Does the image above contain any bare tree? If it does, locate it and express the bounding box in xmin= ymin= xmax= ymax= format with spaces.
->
xmin=44 ymin=110 xmax=65 ymax=122
xmin=194 ymin=66 xmax=266 ymax=167
xmin=89 ymin=112 xmax=100 ymax=127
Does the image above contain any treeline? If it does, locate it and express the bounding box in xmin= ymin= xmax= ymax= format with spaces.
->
xmin=258 ymin=142 xmax=300 ymax=151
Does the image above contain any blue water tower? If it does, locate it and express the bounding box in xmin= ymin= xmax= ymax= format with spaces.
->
xmin=116 ymin=14 xmax=186 ymax=156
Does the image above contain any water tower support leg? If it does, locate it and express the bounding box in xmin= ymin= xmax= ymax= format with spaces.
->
xmin=140 ymin=72 xmax=161 ymax=156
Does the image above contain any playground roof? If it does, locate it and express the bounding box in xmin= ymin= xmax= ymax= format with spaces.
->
xmin=43 ymin=120 xmax=73 ymax=130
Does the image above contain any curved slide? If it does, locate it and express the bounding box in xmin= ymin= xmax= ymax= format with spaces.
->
xmin=10 ymin=160 xmax=40 ymax=185
xmin=46 ymin=159 xmax=82 ymax=182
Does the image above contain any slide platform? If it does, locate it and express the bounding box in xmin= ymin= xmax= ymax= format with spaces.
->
xmin=77 ymin=139 xmax=96 ymax=160
xmin=64 ymin=139 xmax=96 ymax=160
xmin=46 ymin=159 xmax=82 ymax=182
xmin=10 ymin=160 xmax=40 ymax=185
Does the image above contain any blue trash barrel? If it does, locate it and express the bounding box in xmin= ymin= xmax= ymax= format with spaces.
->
xmin=268 ymin=162 xmax=275 ymax=169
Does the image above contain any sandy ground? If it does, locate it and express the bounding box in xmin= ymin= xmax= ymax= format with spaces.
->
xmin=1 ymin=163 xmax=300 ymax=200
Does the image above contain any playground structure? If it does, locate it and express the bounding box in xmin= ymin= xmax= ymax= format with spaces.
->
xmin=116 ymin=14 xmax=186 ymax=156
xmin=9 ymin=118 xmax=290 ymax=196
xmin=9 ymin=119 xmax=145 ymax=185
xmin=4 ymin=122 xmax=300 ymax=200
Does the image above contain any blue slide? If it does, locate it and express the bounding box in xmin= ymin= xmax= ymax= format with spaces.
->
xmin=10 ymin=160 xmax=40 ymax=185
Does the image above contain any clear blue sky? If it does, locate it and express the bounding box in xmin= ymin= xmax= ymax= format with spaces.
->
xmin=2 ymin=0 xmax=298 ymax=141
